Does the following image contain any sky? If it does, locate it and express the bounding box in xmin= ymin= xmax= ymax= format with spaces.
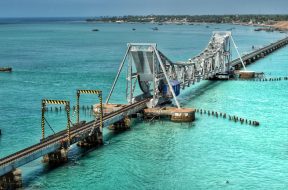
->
xmin=0 ymin=0 xmax=287 ymax=18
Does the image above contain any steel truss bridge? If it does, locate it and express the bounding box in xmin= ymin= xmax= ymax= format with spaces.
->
xmin=1 ymin=31 xmax=288 ymax=188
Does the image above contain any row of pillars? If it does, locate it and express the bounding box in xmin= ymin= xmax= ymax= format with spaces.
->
xmin=43 ymin=105 xmax=94 ymax=112
xmin=196 ymin=108 xmax=260 ymax=126
xmin=235 ymin=76 xmax=288 ymax=82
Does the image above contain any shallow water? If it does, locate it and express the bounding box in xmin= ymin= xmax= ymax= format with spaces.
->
xmin=0 ymin=20 xmax=288 ymax=189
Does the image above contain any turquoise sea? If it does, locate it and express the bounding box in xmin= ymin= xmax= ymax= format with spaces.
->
xmin=0 ymin=19 xmax=288 ymax=189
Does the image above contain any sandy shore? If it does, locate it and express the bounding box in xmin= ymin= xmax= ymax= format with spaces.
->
xmin=272 ymin=21 xmax=288 ymax=31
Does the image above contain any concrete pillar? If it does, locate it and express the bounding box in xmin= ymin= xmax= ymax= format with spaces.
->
xmin=0 ymin=169 xmax=22 ymax=189
xmin=43 ymin=148 xmax=68 ymax=165
xmin=108 ymin=117 xmax=131 ymax=131
xmin=239 ymin=71 xmax=255 ymax=79
xmin=77 ymin=127 xmax=103 ymax=147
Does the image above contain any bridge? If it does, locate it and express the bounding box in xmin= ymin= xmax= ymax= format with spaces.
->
xmin=1 ymin=32 xmax=288 ymax=189
xmin=230 ymin=36 xmax=288 ymax=68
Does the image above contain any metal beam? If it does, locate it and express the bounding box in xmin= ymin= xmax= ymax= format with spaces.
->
xmin=106 ymin=45 xmax=131 ymax=104
xmin=231 ymin=35 xmax=246 ymax=70
xmin=76 ymin=89 xmax=103 ymax=133
xmin=154 ymin=47 xmax=181 ymax=108
xmin=41 ymin=99 xmax=70 ymax=144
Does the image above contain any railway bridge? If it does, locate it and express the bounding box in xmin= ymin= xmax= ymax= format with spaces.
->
xmin=1 ymin=32 xmax=288 ymax=189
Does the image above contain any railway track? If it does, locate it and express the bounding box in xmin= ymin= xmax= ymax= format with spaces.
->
xmin=230 ymin=36 xmax=288 ymax=67
xmin=0 ymin=99 xmax=149 ymax=168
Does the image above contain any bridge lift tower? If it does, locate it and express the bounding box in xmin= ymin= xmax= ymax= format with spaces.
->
xmin=105 ymin=32 xmax=245 ymax=109
xmin=106 ymin=43 xmax=181 ymax=109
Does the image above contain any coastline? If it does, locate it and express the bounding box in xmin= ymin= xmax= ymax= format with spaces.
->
xmin=1 ymin=16 xmax=287 ymax=31
xmin=272 ymin=21 xmax=288 ymax=30
xmin=86 ymin=20 xmax=288 ymax=32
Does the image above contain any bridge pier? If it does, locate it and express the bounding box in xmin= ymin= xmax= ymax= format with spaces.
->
xmin=144 ymin=107 xmax=195 ymax=122
xmin=108 ymin=117 xmax=131 ymax=131
xmin=43 ymin=148 xmax=68 ymax=165
xmin=0 ymin=169 xmax=22 ymax=189
xmin=77 ymin=127 xmax=103 ymax=147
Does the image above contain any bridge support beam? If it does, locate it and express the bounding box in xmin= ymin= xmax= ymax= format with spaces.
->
xmin=43 ymin=148 xmax=68 ymax=165
xmin=0 ymin=169 xmax=22 ymax=189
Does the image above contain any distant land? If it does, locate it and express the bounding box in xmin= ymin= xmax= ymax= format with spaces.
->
xmin=87 ymin=15 xmax=288 ymax=31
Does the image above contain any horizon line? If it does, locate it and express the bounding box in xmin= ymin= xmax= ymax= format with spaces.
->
xmin=0 ymin=14 xmax=288 ymax=19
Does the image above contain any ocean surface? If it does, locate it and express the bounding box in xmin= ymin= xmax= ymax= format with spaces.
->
xmin=0 ymin=19 xmax=288 ymax=189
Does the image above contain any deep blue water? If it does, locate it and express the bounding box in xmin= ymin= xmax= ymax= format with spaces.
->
xmin=0 ymin=20 xmax=288 ymax=189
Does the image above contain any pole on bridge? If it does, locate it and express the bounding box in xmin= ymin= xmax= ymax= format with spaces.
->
xmin=99 ymin=91 xmax=103 ymax=135
xmin=154 ymin=46 xmax=181 ymax=109
xmin=231 ymin=35 xmax=247 ymax=70
xmin=66 ymin=102 xmax=71 ymax=146
xmin=106 ymin=45 xmax=131 ymax=104
xmin=41 ymin=101 xmax=45 ymax=139
xmin=76 ymin=90 xmax=80 ymax=123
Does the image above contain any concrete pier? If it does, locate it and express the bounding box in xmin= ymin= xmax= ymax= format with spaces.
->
xmin=93 ymin=103 xmax=126 ymax=115
xmin=237 ymin=70 xmax=255 ymax=79
xmin=0 ymin=169 xmax=22 ymax=189
xmin=43 ymin=148 xmax=69 ymax=165
xmin=77 ymin=127 xmax=103 ymax=147
xmin=108 ymin=117 xmax=131 ymax=131
xmin=144 ymin=107 xmax=195 ymax=122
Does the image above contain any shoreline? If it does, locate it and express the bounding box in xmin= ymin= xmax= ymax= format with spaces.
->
xmin=86 ymin=20 xmax=288 ymax=32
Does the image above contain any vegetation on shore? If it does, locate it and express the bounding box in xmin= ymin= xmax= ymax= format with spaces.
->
xmin=87 ymin=15 xmax=288 ymax=25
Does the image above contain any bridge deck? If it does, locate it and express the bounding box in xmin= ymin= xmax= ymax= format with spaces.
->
xmin=230 ymin=36 xmax=288 ymax=68
xmin=0 ymin=99 xmax=149 ymax=176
